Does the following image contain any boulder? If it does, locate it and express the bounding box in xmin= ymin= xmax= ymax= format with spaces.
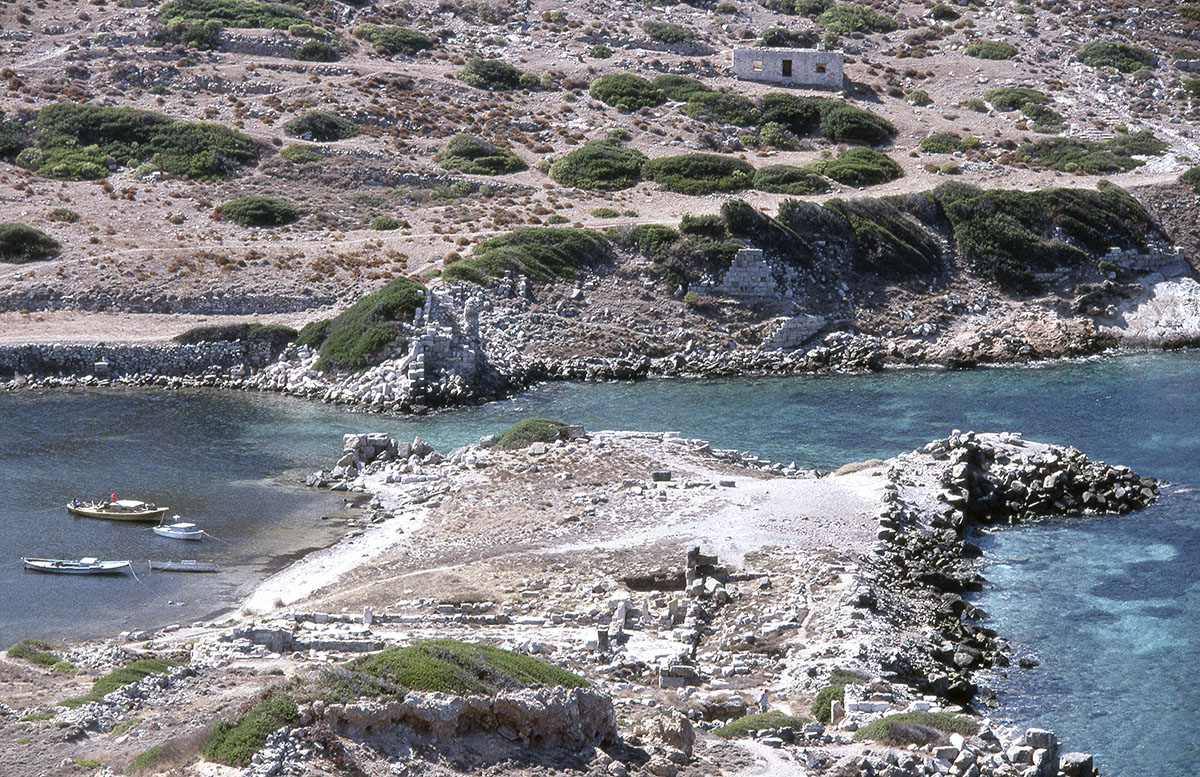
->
xmin=1059 ymin=752 xmax=1095 ymax=777
xmin=632 ymin=710 xmax=695 ymax=758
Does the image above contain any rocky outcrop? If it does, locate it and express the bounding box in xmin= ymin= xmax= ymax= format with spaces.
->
xmin=1107 ymin=275 xmax=1200 ymax=348
xmin=318 ymin=687 xmax=617 ymax=751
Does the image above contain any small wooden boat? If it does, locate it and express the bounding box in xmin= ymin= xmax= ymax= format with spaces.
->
xmin=148 ymin=559 xmax=219 ymax=573
xmin=23 ymin=557 xmax=132 ymax=574
xmin=153 ymin=519 xmax=203 ymax=540
xmin=67 ymin=499 xmax=169 ymax=522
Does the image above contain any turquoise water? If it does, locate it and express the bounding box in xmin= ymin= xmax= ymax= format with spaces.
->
xmin=2 ymin=353 xmax=1196 ymax=777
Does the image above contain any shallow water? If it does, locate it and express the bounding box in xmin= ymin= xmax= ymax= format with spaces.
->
xmin=2 ymin=352 xmax=1197 ymax=776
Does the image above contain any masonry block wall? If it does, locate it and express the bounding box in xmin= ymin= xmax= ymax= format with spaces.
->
xmin=732 ymin=49 xmax=843 ymax=90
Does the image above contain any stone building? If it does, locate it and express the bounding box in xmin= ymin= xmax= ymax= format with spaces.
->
xmin=732 ymin=48 xmax=843 ymax=90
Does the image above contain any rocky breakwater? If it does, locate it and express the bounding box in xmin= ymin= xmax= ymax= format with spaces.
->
xmin=856 ymin=432 xmax=1157 ymax=772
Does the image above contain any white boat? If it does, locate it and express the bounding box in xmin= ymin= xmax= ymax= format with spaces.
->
xmin=153 ymin=518 xmax=203 ymax=540
xmin=67 ymin=499 xmax=170 ymax=522
xmin=22 ymin=557 xmax=132 ymax=574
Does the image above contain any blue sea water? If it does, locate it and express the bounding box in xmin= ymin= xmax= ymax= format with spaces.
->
xmin=2 ymin=351 xmax=1196 ymax=776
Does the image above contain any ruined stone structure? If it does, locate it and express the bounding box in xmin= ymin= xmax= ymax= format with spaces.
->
xmin=700 ymin=248 xmax=779 ymax=297
xmin=406 ymin=290 xmax=483 ymax=387
xmin=732 ymin=48 xmax=843 ymax=90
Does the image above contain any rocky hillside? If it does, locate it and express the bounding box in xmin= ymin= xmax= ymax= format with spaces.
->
xmin=1 ymin=0 xmax=1200 ymax=330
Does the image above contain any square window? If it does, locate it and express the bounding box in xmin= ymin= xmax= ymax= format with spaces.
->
xmin=816 ymin=63 xmax=827 ymax=73
xmin=752 ymin=60 xmax=763 ymax=72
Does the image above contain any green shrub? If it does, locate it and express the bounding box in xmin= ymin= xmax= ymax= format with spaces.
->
xmin=287 ymin=22 xmax=326 ymax=38
xmin=963 ymin=97 xmax=988 ymax=112
xmin=758 ymin=92 xmax=822 ymax=135
xmin=438 ymin=133 xmax=526 ymax=175
xmin=934 ymin=182 xmax=1157 ymax=293
xmin=1183 ymin=4 xmax=1200 ymax=20
xmin=587 ymin=43 xmax=612 ymax=58
xmin=1075 ymin=40 xmax=1157 ymax=73
xmin=812 ymin=684 xmax=844 ymax=723
xmin=127 ymin=744 xmax=169 ymax=774
xmin=549 ymin=140 xmax=647 ymax=190
xmin=219 ymin=196 xmax=298 ymax=227
xmin=714 ymin=711 xmax=813 ymax=739
xmin=13 ymin=146 xmax=41 ymax=169
xmin=1022 ymin=103 xmax=1064 ymax=133
xmin=982 ymin=86 xmax=1049 ymax=111
xmin=756 ymin=26 xmax=812 ymax=47
xmin=203 ymin=693 xmax=298 ymax=767
xmin=853 ymin=711 xmax=979 ymax=744
xmin=629 ymin=223 xmax=680 ymax=260
xmin=643 ymin=153 xmax=754 ymax=194
xmin=60 ymin=659 xmax=178 ymax=708
xmin=907 ymin=88 xmax=932 ymax=106
xmin=965 ymin=40 xmax=1017 ymax=60
xmin=680 ymin=214 xmax=726 ymax=238
xmin=461 ymin=58 xmax=527 ymax=90
xmin=642 ymin=20 xmax=692 ymax=43
xmin=589 ymin=73 xmax=665 ymax=111
xmin=817 ymin=100 xmax=896 ymax=144
xmin=158 ymin=19 xmax=223 ymax=49
xmin=0 ymin=118 xmax=25 ymax=158
xmin=443 ymin=227 xmax=610 ymax=284
xmin=808 ymin=147 xmax=902 ymax=186
xmin=1016 ymin=132 xmax=1165 ymax=174
xmin=48 ymin=207 xmax=80 ymax=223
xmin=920 ymin=132 xmax=965 ymax=153
xmin=158 ymin=0 xmax=307 ymax=30
xmin=371 ymin=215 xmax=401 ymax=230
xmin=822 ymin=196 xmax=942 ymax=276
xmin=278 ymin=144 xmax=324 ymax=163
xmin=352 ymin=23 xmax=432 ymax=55
xmin=172 ymin=323 xmax=297 ymax=351
xmin=294 ymin=39 xmax=339 ymax=61
xmin=1180 ymin=165 xmax=1200 ymax=192
xmin=940 ymin=161 xmax=962 ymax=174
xmin=495 ymin=418 xmax=569 ymax=449
xmin=1184 ymin=77 xmax=1200 ymax=97
xmin=591 ymin=207 xmax=620 ymax=218
xmin=685 ymin=92 xmax=760 ymax=126
xmin=348 ymin=638 xmax=588 ymax=694
xmin=716 ymin=0 xmax=738 ymax=12
xmin=929 ymin=3 xmax=959 ymax=21
xmin=282 ymin=110 xmax=356 ymax=141
xmin=652 ymin=74 xmax=712 ymax=101
xmin=759 ymin=0 xmax=832 ymax=14
xmin=817 ymin=4 xmax=897 ymax=33
xmin=0 ymin=223 xmax=61 ymax=263
xmin=752 ymin=164 xmax=829 ymax=195
xmin=302 ymin=276 xmax=425 ymax=370
xmin=31 ymin=102 xmax=257 ymax=180
xmin=1105 ymin=130 xmax=1169 ymax=157
xmin=7 ymin=639 xmax=73 ymax=671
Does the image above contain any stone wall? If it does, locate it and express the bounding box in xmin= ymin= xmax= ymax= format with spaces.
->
xmin=699 ymin=248 xmax=779 ymax=297
xmin=732 ymin=48 xmax=843 ymax=90
xmin=761 ymin=314 xmax=827 ymax=351
xmin=0 ymin=341 xmax=277 ymax=379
